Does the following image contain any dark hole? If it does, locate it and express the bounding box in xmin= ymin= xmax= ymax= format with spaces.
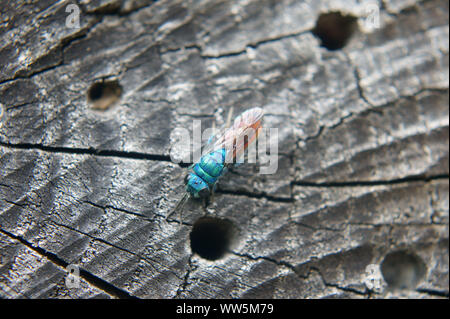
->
xmin=88 ymin=82 xmax=104 ymax=101
xmin=190 ymin=217 xmax=234 ymax=260
xmin=313 ymin=12 xmax=358 ymax=50
xmin=380 ymin=250 xmax=427 ymax=290
xmin=87 ymin=80 xmax=122 ymax=110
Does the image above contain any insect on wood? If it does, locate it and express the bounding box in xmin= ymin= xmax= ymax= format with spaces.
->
xmin=168 ymin=107 xmax=264 ymax=223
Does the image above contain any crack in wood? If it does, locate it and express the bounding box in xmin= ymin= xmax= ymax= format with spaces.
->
xmin=230 ymin=250 xmax=370 ymax=297
xmin=0 ymin=227 xmax=137 ymax=299
xmin=297 ymin=87 xmax=448 ymax=145
xmin=0 ymin=0 xmax=447 ymax=299
xmin=49 ymin=220 xmax=185 ymax=281
xmin=0 ymin=16 xmax=103 ymax=86
xmin=215 ymin=188 xmax=293 ymax=203
xmin=174 ymin=253 xmax=194 ymax=298
xmin=292 ymin=173 xmax=449 ymax=188
xmin=0 ymin=141 xmax=175 ymax=163
xmin=200 ymin=29 xmax=312 ymax=59
xmin=416 ymin=288 xmax=449 ymax=297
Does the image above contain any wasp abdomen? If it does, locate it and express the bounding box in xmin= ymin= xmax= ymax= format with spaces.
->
xmin=185 ymin=149 xmax=226 ymax=198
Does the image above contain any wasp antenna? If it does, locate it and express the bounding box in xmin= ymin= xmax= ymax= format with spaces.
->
xmin=225 ymin=106 xmax=234 ymax=129
xmin=167 ymin=193 xmax=189 ymax=223
xmin=212 ymin=119 xmax=216 ymax=138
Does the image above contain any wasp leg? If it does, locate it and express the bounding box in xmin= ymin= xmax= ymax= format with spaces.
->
xmin=210 ymin=188 xmax=215 ymax=205
xmin=202 ymin=197 xmax=209 ymax=214
xmin=209 ymin=182 xmax=219 ymax=205
xmin=178 ymin=208 xmax=183 ymax=228
xmin=225 ymin=106 xmax=234 ymax=129
xmin=167 ymin=193 xmax=189 ymax=225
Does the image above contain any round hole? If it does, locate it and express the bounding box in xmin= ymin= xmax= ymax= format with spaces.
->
xmin=380 ymin=250 xmax=427 ymax=290
xmin=312 ymin=12 xmax=358 ymax=50
xmin=190 ymin=217 xmax=234 ymax=261
xmin=87 ymin=80 xmax=122 ymax=110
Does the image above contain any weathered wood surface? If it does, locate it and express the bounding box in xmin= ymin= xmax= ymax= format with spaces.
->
xmin=0 ymin=0 xmax=448 ymax=298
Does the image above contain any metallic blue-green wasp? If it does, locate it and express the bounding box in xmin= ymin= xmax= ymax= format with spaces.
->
xmin=169 ymin=107 xmax=264 ymax=221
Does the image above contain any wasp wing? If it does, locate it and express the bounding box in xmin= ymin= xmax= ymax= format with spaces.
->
xmin=207 ymin=107 xmax=263 ymax=165
xmin=168 ymin=108 xmax=263 ymax=222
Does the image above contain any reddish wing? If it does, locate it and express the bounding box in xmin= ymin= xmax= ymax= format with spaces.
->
xmin=210 ymin=107 xmax=263 ymax=164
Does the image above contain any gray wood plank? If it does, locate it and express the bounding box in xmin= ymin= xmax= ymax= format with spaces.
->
xmin=0 ymin=0 xmax=448 ymax=298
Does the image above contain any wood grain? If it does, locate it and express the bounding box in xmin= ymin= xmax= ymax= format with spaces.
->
xmin=0 ymin=0 xmax=448 ymax=298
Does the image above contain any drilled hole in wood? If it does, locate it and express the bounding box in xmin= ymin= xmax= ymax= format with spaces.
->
xmin=380 ymin=250 xmax=427 ymax=290
xmin=87 ymin=80 xmax=122 ymax=110
xmin=190 ymin=217 xmax=234 ymax=260
xmin=313 ymin=12 xmax=358 ymax=50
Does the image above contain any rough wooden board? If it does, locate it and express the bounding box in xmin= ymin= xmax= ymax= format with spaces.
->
xmin=0 ymin=0 xmax=448 ymax=298
xmin=0 ymin=231 xmax=110 ymax=298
